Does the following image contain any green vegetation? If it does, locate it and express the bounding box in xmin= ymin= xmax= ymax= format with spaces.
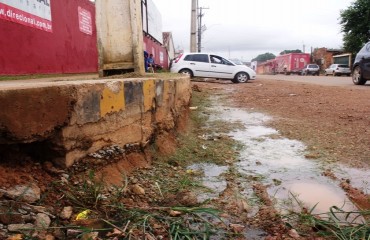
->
xmin=279 ymin=49 xmax=302 ymax=55
xmin=340 ymin=0 xmax=370 ymax=55
xmin=282 ymin=193 xmax=370 ymax=239
xmin=251 ymin=52 xmax=276 ymax=62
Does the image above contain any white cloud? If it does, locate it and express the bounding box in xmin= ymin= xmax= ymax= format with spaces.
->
xmin=154 ymin=0 xmax=353 ymax=61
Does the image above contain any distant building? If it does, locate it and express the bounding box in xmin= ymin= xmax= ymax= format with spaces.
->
xmin=312 ymin=48 xmax=344 ymax=70
xmin=256 ymin=59 xmax=276 ymax=74
xmin=142 ymin=0 xmax=169 ymax=69
xmin=333 ymin=53 xmax=352 ymax=67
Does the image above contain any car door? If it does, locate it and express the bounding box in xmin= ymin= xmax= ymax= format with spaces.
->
xmin=183 ymin=54 xmax=211 ymax=77
xmin=208 ymin=55 xmax=235 ymax=79
xmin=327 ymin=64 xmax=335 ymax=74
xmin=360 ymin=42 xmax=370 ymax=79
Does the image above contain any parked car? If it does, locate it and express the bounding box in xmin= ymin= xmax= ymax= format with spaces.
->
xmin=324 ymin=64 xmax=351 ymax=76
xmin=170 ymin=53 xmax=256 ymax=83
xmin=352 ymin=41 xmax=370 ymax=85
xmin=301 ymin=64 xmax=320 ymax=75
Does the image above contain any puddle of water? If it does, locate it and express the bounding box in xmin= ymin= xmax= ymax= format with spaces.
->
xmin=334 ymin=166 xmax=370 ymax=193
xmin=210 ymin=106 xmax=370 ymax=216
xmin=277 ymin=181 xmax=357 ymax=213
xmin=188 ymin=163 xmax=228 ymax=202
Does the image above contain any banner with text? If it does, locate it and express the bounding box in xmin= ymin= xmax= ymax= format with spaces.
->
xmin=78 ymin=6 xmax=92 ymax=35
xmin=0 ymin=0 xmax=52 ymax=32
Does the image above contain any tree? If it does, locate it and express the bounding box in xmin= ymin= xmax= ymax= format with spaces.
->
xmin=279 ymin=49 xmax=302 ymax=55
xmin=251 ymin=52 xmax=276 ymax=62
xmin=340 ymin=0 xmax=370 ymax=55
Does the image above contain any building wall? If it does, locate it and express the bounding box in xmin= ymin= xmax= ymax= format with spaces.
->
xmin=312 ymin=48 xmax=343 ymax=70
xmin=143 ymin=35 xmax=169 ymax=69
xmin=163 ymin=32 xmax=175 ymax=60
xmin=0 ymin=0 xmax=98 ymax=75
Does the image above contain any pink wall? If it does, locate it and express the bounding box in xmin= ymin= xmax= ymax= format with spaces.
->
xmin=0 ymin=0 xmax=98 ymax=75
xmin=143 ymin=35 xmax=169 ymax=69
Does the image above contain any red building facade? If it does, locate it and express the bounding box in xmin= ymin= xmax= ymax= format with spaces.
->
xmin=0 ymin=0 xmax=97 ymax=75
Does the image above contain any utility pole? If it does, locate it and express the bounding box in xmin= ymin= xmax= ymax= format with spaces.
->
xmin=197 ymin=6 xmax=208 ymax=52
xmin=190 ymin=0 xmax=197 ymax=52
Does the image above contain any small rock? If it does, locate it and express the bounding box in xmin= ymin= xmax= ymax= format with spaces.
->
xmin=60 ymin=206 xmax=73 ymax=220
xmin=8 ymin=223 xmax=34 ymax=233
xmin=0 ymin=207 xmax=24 ymax=224
xmin=17 ymin=209 xmax=28 ymax=215
xmin=81 ymin=232 xmax=99 ymax=240
xmin=35 ymin=213 xmax=51 ymax=229
xmin=61 ymin=173 xmax=69 ymax=179
xmin=131 ymin=178 xmax=138 ymax=184
xmin=53 ymin=228 xmax=66 ymax=239
xmin=22 ymin=214 xmax=33 ymax=222
xmin=6 ymin=234 xmax=23 ymax=240
xmin=131 ymin=184 xmax=145 ymax=195
xmin=240 ymin=199 xmax=250 ymax=212
xmin=61 ymin=177 xmax=69 ymax=184
xmin=230 ymin=223 xmax=245 ymax=232
xmin=45 ymin=234 xmax=55 ymax=240
xmin=67 ymin=229 xmax=83 ymax=238
xmin=4 ymin=183 xmax=41 ymax=203
xmin=169 ymin=210 xmax=182 ymax=217
xmin=288 ymin=229 xmax=300 ymax=239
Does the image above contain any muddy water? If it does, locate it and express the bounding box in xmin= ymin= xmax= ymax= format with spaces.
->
xmin=196 ymin=106 xmax=370 ymax=216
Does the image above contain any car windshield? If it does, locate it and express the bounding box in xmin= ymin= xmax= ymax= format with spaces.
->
xmin=229 ymin=59 xmax=243 ymax=65
xmin=338 ymin=65 xmax=349 ymax=68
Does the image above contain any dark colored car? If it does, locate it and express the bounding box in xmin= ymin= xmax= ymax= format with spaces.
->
xmin=352 ymin=41 xmax=370 ymax=85
xmin=301 ymin=64 xmax=320 ymax=76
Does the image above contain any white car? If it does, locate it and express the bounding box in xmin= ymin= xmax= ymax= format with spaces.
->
xmin=325 ymin=64 xmax=351 ymax=76
xmin=170 ymin=53 xmax=256 ymax=83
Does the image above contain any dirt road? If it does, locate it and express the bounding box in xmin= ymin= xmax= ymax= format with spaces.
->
xmin=257 ymin=74 xmax=370 ymax=87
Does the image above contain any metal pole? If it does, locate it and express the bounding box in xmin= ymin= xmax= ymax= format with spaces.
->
xmin=190 ymin=0 xmax=197 ymax=52
xmin=197 ymin=7 xmax=202 ymax=52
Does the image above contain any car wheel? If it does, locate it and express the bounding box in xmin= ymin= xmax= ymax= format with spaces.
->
xmin=179 ymin=69 xmax=193 ymax=78
xmin=352 ymin=66 xmax=367 ymax=85
xmin=233 ymin=72 xmax=249 ymax=83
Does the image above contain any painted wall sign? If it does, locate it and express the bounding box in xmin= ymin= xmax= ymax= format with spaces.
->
xmin=0 ymin=0 xmax=52 ymax=32
xmin=78 ymin=6 xmax=92 ymax=35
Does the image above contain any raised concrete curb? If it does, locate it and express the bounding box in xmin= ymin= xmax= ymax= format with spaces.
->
xmin=0 ymin=76 xmax=191 ymax=167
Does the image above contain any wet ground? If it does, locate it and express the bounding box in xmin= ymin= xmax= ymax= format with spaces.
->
xmin=189 ymin=99 xmax=369 ymax=220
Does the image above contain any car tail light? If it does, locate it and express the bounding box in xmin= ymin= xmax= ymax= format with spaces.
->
xmin=174 ymin=54 xmax=183 ymax=63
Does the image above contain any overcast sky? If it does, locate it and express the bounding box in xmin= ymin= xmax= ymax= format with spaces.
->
xmin=154 ymin=0 xmax=354 ymax=61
